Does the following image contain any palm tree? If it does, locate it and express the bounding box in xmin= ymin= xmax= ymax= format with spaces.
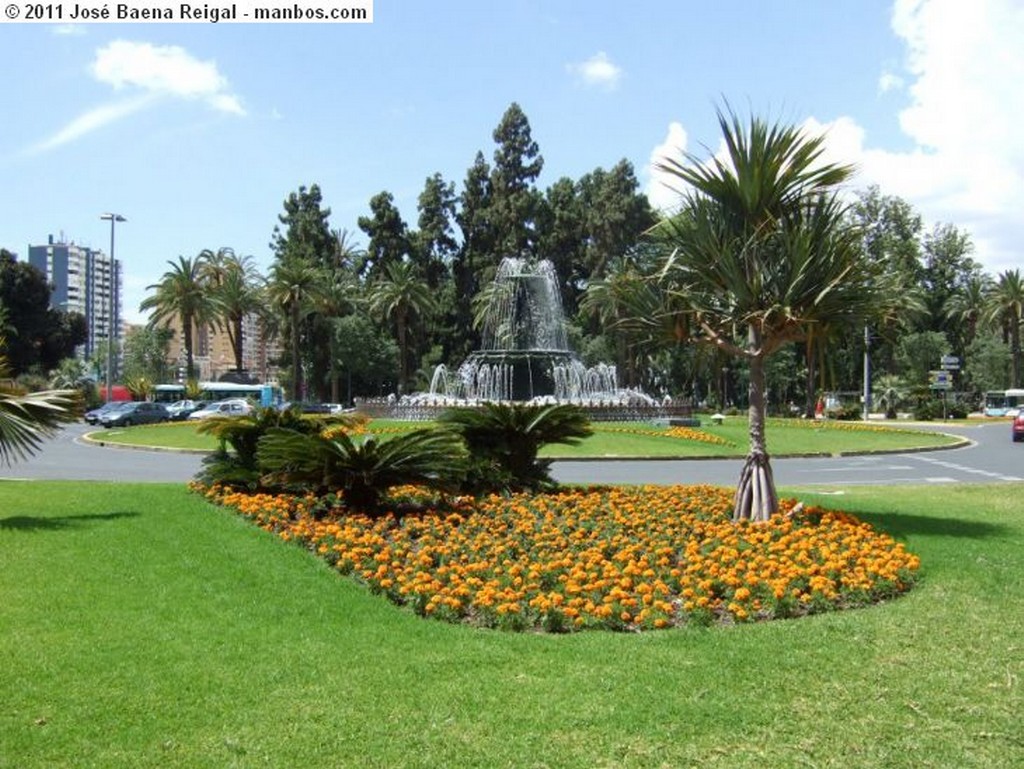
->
xmin=985 ymin=269 xmax=1024 ymax=387
xmin=140 ymin=256 xmax=214 ymax=381
xmin=653 ymin=108 xmax=880 ymax=521
xmin=368 ymin=261 xmax=436 ymax=394
xmin=1 ymin=338 xmax=80 ymax=465
xmin=946 ymin=274 xmax=992 ymax=348
xmin=202 ymin=250 xmax=264 ymax=374
xmin=267 ymin=257 xmax=322 ymax=400
xmin=315 ymin=269 xmax=361 ymax=403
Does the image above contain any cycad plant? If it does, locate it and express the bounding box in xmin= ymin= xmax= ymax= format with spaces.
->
xmin=196 ymin=405 xmax=336 ymax=489
xmin=439 ymin=402 xmax=593 ymax=493
xmin=256 ymin=426 xmax=468 ymax=514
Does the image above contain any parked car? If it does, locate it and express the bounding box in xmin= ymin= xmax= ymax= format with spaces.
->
xmin=99 ymin=401 xmax=171 ymax=428
xmin=187 ymin=399 xmax=254 ymax=420
xmin=166 ymin=399 xmax=208 ymax=421
xmin=84 ymin=402 xmax=126 ymax=425
xmin=1013 ymin=413 xmax=1024 ymax=442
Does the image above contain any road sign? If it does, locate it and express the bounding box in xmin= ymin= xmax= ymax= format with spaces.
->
xmin=940 ymin=355 xmax=960 ymax=371
xmin=929 ymin=370 xmax=952 ymax=390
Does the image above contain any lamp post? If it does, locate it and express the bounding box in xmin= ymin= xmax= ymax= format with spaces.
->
xmin=100 ymin=213 xmax=126 ymax=403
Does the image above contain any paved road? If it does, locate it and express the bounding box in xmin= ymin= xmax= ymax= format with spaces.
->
xmin=1 ymin=420 xmax=1020 ymax=487
xmin=553 ymin=422 xmax=1023 ymax=488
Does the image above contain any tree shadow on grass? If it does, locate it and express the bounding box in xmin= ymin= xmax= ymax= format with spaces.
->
xmin=0 ymin=511 xmax=139 ymax=532
xmin=852 ymin=511 xmax=1010 ymax=541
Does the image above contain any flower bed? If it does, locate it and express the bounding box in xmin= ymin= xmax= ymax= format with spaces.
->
xmin=199 ymin=483 xmax=920 ymax=632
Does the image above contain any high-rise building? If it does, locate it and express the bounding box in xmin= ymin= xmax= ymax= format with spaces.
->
xmin=28 ymin=234 xmax=122 ymax=365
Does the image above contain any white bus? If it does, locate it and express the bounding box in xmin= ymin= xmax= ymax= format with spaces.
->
xmin=983 ymin=389 xmax=1024 ymax=417
xmin=153 ymin=382 xmax=283 ymax=408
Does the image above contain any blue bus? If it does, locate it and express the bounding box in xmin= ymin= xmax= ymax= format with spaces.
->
xmin=153 ymin=382 xmax=283 ymax=408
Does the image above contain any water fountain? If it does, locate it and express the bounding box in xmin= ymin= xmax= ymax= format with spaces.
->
xmin=356 ymin=257 xmax=692 ymax=420
xmin=428 ymin=257 xmax=652 ymax=405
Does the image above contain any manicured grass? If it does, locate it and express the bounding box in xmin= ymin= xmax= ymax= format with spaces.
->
xmin=87 ymin=417 xmax=961 ymax=457
xmin=2 ymin=480 xmax=1022 ymax=767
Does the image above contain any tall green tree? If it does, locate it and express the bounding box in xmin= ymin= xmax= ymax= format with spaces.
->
xmin=201 ymin=249 xmax=264 ymax=374
xmin=453 ymin=151 xmax=496 ymax=358
xmin=357 ymin=191 xmax=412 ymax=282
xmin=270 ymin=184 xmax=335 ymax=269
xmin=985 ymin=269 xmax=1024 ymax=387
xmin=489 ymin=102 xmax=544 ymax=257
xmin=121 ymin=325 xmax=174 ymax=384
xmin=140 ymin=256 xmax=214 ymax=381
xmin=0 ymin=250 xmax=86 ymax=376
xmin=414 ymin=173 xmax=458 ymax=289
xmin=270 ymin=184 xmax=337 ymax=399
xmin=266 ymin=258 xmax=322 ymax=400
xmin=653 ymin=107 xmax=879 ymax=522
xmin=368 ymin=261 xmax=437 ymax=394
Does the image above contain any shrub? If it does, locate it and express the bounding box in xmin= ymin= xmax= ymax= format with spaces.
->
xmin=196 ymin=406 xmax=353 ymax=490
xmin=256 ymin=426 xmax=468 ymax=515
xmin=439 ymin=403 xmax=593 ymax=494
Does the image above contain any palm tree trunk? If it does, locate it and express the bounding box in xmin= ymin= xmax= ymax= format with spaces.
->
xmin=290 ymin=303 xmax=302 ymax=400
xmin=733 ymin=325 xmax=778 ymax=523
xmin=803 ymin=332 xmax=816 ymax=419
xmin=231 ymin=314 xmax=244 ymax=372
xmin=1012 ymin=315 xmax=1021 ymax=388
xmin=183 ymin=314 xmax=196 ymax=381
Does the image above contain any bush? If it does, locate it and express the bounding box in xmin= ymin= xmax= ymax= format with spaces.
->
xmin=256 ymin=426 xmax=468 ymax=514
xmin=439 ymin=403 xmax=592 ymax=494
xmin=196 ymin=406 xmax=351 ymax=490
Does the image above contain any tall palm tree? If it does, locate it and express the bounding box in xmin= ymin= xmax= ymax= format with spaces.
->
xmin=985 ymin=269 xmax=1024 ymax=387
xmin=140 ymin=256 xmax=214 ymax=381
xmin=368 ymin=261 xmax=436 ymax=394
xmin=267 ymin=257 xmax=322 ymax=400
xmin=202 ymin=250 xmax=264 ymax=374
xmin=946 ymin=274 xmax=992 ymax=347
xmin=653 ymin=108 xmax=880 ymax=521
xmin=315 ymin=269 xmax=361 ymax=403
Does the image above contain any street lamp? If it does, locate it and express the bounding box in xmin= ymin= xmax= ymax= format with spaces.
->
xmin=100 ymin=213 xmax=126 ymax=404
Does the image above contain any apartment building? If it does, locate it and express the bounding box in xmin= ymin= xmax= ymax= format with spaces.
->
xmin=28 ymin=234 xmax=121 ymax=364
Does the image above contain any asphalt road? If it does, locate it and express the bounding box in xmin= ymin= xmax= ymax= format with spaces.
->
xmin=0 ymin=420 xmax=1020 ymax=487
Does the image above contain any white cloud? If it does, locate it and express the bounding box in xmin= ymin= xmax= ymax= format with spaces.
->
xmin=92 ymin=40 xmax=245 ymax=115
xmin=644 ymin=121 xmax=689 ymax=212
xmin=27 ymin=97 xmax=154 ymax=155
xmin=878 ymin=71 xmax=904 ymax=93
xmin=28 ymin=40 xmax=244 ymax=154
xmin=644 ymin=0 xmax=1024 ymax=276
xmin=568 ymin=52 xmax=623 ymax=90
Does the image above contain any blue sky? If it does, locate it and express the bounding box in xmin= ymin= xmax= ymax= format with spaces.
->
xmin=3 ymin=0 xmax=1021 ymax=324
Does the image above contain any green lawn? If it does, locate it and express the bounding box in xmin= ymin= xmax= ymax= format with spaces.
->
xmin=86 ymin=417 xmax=961 ymax=457
xmin=2 ymin=481 xmax=1021 ymax=767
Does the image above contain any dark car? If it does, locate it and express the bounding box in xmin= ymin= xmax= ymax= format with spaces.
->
xmin=1013 ymin=413 xmax=1024 ymax=442
xmin=166 ymin=399 xmax=209 ymax=421
xmin=99 ymin=401 xmax=171 ymax=428
xmin=84 ymin=402 xmax=126 ymax=425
